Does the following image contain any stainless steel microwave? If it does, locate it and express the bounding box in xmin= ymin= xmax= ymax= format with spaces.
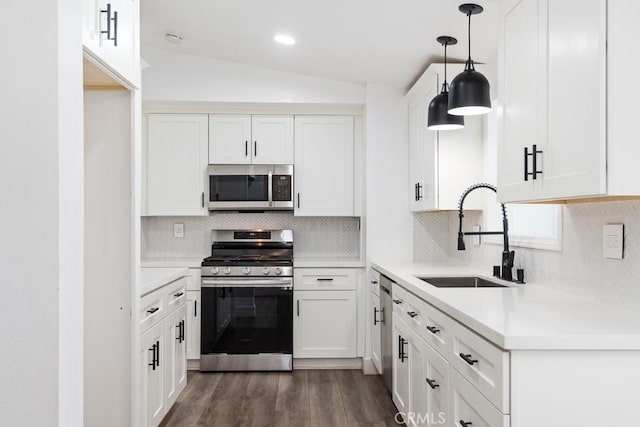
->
xmin=207 ymin=165 xmax=294 ymax=211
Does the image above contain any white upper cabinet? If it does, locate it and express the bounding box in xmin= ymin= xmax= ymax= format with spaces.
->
xmin=82 ymin=0 xmax=140 ymax=88
xmin=144 ymin=114 xmax=209 ymax=216
xmin=407 ymin=64 xmax=484 ymax=212
xmin=209 ymin=115 xmax=294 ymax=165
xmin=251 ymin=115 xmax=294 ymax=164
xmin=499 ymin=0 xmax=640 ymax=203
xmin=294 ymin=116 xmax=355 ymax=216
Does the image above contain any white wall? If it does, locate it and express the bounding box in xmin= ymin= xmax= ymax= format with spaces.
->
xmin=142 ymin=47 xmax=366 ymax=104
xmin=364 ymin=84 xmax=412 ymax=264
xmin=1 ymin=0 xmax=84 ymax=425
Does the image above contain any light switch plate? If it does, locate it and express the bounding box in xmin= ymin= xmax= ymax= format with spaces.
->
xmin=173 ymin=223 xmax=185 ymax=238
xmin=603 ymin=224 xmax=624 ymax=259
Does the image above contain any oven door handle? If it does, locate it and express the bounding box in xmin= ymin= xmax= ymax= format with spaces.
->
xmin=202 ymin=278 xmax=293 ymax=288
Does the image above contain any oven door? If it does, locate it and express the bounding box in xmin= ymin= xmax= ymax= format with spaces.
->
xmin=200 ymin=277 xmax=293 ymax=357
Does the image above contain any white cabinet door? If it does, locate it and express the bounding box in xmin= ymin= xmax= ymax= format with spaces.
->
xmin=408 ymin=331 xmax=427 ymax=427
xmin=186 ymin=291 xmax=201 ymax=360
xmin=294 ymin=290 xmax=357 ymax=358
xmin=162 ymin=311 xmax=178 ymax=409
xmin=540 ymin=0 xmax=606 ymax=200
xmin=140 ymin=321 xmax=165 ymax=427
xmin=424 ymin=342 xmax=450 ymax=427
xmin=499 ymin=0 xmax=606 ymax=202
xmin=498 ymin=0 xmax=542 ymax=202
xmin=408 ymin=94 xmax=425 ymax=212
xmin=251 ymin=115 xmax=294 ymax=164
xmin=209 ymin=115 xmax=252 ymax=164
xmin=392 ymin=313 xmax=410 ymax=416
xmin=174 ymin=303 xmax=188 ymax=398
xmin=294 ymin=116 xmax=354 ymax=216
xmin=145 ymin=114 xmax=208 ymax=216
xmin=371 ymin=291 xmax=382 ymax=374
xmin=82 ymin=0 xmax=140 ymax=88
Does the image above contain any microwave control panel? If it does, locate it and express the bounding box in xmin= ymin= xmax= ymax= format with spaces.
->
xmin=272 ymin=175 xmax=292 ymax=201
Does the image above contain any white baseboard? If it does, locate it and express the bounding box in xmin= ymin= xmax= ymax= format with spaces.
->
xmin=187 ymin=359 xmax=200 ymax=371
xmin=293 ymin=358 xmax=362 ymax=370
xmin=361 ymin=358 xmax=380 ymax=375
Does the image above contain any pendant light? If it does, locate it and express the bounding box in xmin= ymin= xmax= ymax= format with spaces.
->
xmin=427 ymin=36 xmax=465 ymax=131
xmin=448 ymin=3 xmax=492 ymax=116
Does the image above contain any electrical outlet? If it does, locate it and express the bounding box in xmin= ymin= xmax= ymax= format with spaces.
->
xmin=603 ymin=224 xmax=623 ymax=259
xmin=173 ymin=223 xmax=185 ymax=238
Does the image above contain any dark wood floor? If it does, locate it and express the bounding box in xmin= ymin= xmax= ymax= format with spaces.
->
xmin=160 ymin=370 xmax=402 ymax=427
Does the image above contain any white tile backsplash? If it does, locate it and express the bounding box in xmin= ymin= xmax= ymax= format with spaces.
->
xmin=413 ymin=200 xmax=640 ymax=309
xmin=142 ymin=213 xmax=361 ymax=260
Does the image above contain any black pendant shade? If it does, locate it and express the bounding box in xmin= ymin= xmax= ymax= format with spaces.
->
xmin=448 ymin=3 xmax=492 ymax=116
xmin=427 ymin=36 xmax=465 ymax=131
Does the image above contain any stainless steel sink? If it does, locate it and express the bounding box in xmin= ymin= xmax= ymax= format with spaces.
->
xmin=417 ymin=276 xmax=508 ymax=288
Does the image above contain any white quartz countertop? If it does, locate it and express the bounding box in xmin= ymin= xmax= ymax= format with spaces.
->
xmin=372 ymin=260 xmax=640 ymax=350
xmin=141 ymin=258 xmax=203 ymax=268
xmin=140 ymin=267 xmax=189 ymax=296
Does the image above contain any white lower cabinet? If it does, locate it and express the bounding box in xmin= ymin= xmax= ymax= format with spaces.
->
xmin=450 ymin=369 xmax=509 ymax=427
xmin=392 ymin=313 xmax=410 ymax=417
xmin=186 ymin=290 xmax=201 ymax=360
xmin=140 ymin=278 xmax=188 ymax=427
xmin=294 ymin=289 xmax=357 ymax=358
xmin=140 ymin=321 xmax=165 ymax=427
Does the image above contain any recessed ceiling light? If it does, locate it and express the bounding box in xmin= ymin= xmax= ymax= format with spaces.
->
xmin=274 ymin=34 xmax=296 ymax=45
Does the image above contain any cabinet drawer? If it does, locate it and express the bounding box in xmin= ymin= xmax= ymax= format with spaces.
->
xmin=370 ymin=270 xmax=381 ymax=297
xmin=164 ymin=277 xmax=187 ymax=312
xmin=450 ymin=320 xmax=510 ymax=413
xmin=418 ymin=300 xmax=454 ymax=357
xmin=450 ymin=368 xmax=510 ymax=427
xmin=294 ymin=268 xmax=356 ymax=290
xmin=391 ymin=283 xmax=408 ymax=315
xmin=140 ymin=290 xmax=165 ymax=333
xmin=401 ymin=289 xmax=425 ymax=333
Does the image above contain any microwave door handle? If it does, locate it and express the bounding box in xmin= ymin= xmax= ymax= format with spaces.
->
xmin=268 ymin=169 xmax=273 ymax=207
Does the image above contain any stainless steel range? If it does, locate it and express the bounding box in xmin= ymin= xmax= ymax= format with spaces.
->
xmin=200 ymin=229 xmax=293 ymax=372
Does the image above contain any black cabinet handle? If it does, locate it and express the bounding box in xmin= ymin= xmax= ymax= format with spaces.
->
xmin=371 ymin=280 xmax=378 ymax=284
xmin=245 ymin=140 xmax=248 ymax=156
xmin=176 ymin=323 xmax=181 ymax=341
xmin=532 ymin=144 xmax=543 ymax=179
xmin=398 ymin=335 xmax=402 ymax=360
xmin=426 ymin=325 xmax=440 ymax=334
xmin=297 ymin=300 xmax=300 ymax=317
xmin=417 ymin=183 xmax=423 ymax=201
xmin=525 ymin=145 xmax=543 ymax=181
xmin=147 ymin=307 xmax=159 ymax=314
xmin=459 ymin=353 xmax=478 ymax=366
xmin=426 ymin=378 xmax=439 ymax=389
xmin=148 ymin=344 xmax=156 ymax=370
xmin=254 ymin=141 xmax=257 ymax=156
xmin=400 ymin=337 xmax=408 ymax=363
xmin=407 ymin=311 xmax=418 ymax=318
xmin=459 ymin=421 xmax=472 ymax=427
xmin=174 ymin=292 xmax=184 ymax=298
xmin=194 ymin=300 xmax=197 ymax=317
xmin=202 ymin=192 xmax=205 ymax=208
xmin=317 ymin=278 xmax=334 ymax=282
xmin=156 ymin=341 xmax=160 ymax=367
xmin=392 ymin=299 xmax=402 ymax=305
xmin=524 ymin=146 xmax=530 ymax=181
xmin=414 ymin=183 xmax=418 ymax=201
xmin=112 ymin=10 xmax=118 ymax=46
xmin=100 ymin=3 xmax=112 ymax=41
xmin=297 ymin=193 xmax=300 ymax=209
xmin=373 ymin=307 xmax=379 ymax=325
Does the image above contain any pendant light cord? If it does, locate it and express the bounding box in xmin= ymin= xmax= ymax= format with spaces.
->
xmin=466 ymin=10 xmax=475 ymax=71
xmin=443 ymin=42 xmax=448 ymax=93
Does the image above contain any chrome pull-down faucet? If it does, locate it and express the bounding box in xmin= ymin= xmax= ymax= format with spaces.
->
xmin=457 ymin=183 xmax=515 ymax=282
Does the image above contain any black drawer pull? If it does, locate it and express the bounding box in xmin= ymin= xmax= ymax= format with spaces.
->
xmin=407 ymin=311 xmax=418 ymax=318
xmin=316 ymin=278 xmax=334 ymax=282
xmin=147 ymin=307 xmax=159 ymax=314
xmin=426 ymin=378 xmax=439 ymax=389
xmin=148 ymin=344 xmax=156 ymax=370
xmin=426 ymin=325 xmax=440 ymax=334
xmin=459 ymin=421 xmax=472 ymax=427
xmin=392 ymin=299 xmax=403 ymax=305
xmin=373 ymin=307 xmax=380 ymax=325
xmin=371 ymin=280 xmax=378 ymax=284
xmin=174 ymin=292 xmax=184 ymax=298
xmin=459 ymin=353 xmax=478 ymax=366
